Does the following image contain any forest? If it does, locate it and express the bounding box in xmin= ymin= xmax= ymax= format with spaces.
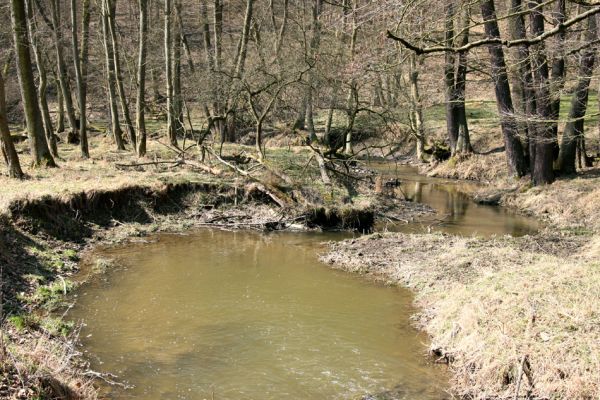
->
xmin=1 ymin=0 xmax=600 ymax=399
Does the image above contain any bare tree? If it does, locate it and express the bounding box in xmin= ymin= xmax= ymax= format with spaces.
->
xmin=11 ymin=0 xmax=56 ymax=168
xmin=0 ymin=69 xmax=24 ymax=179
xmin=136 ymin=0 xmax=149 ymax=157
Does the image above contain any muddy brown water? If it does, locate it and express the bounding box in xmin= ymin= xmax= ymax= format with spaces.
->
xmin=69 ymin=166 xmax=538 ymax=399
xmin=371 ymin=163 xmax=539 ymax=237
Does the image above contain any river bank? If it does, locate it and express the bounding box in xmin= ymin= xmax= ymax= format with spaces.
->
xmin=323 ymin=152 xmax=600 ymax=399
xmin=0 ymin=137 xmax=434 ymax=398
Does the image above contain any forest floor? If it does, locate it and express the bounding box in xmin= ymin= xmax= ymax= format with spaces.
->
xmin=324 ymin=137 xmax=600 ymax=399
xmin=0 ymin=131 xmax=433 ymax=399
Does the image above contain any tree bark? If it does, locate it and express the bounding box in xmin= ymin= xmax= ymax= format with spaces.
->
xmin=408 ymin=53 xmax=425 ymax=162
xmin=164 ymin=0 xmax=176 ymax=146
xmin=26 ymin=1 xmax=58 ymax=157
xmin=508 ymin=0 xmax=536 ymax=168
xmin=557 ymin=12 xmax=596 ymax=174
xmin=172 ymin=0 xmax=184 ymax=139
xmin=47 ymin=0 xmax=79 ymax=144
xmin=444 ymin=2 xmax=472 ymax=155
xmin=11 ymin=0 xmax=56 ymax=167
xmin=480 ymin=0 xmax=526 ymax=177
xmin=71 ymin=0 xmax=90 ymax=158
xmin=136 ymin=0 xmax=148 ymax=157
xmin=549 ymin=0 xmax=566 ymax=158
xmin=101 ymin=0 xmax=124 ymax=150
xmin=529 ymin=0 xmax=555 ymax=184
xmin=107 ymin=0 xmax=136 ymax=148
xmin=0 ymin=69 xmax=24 ymax=178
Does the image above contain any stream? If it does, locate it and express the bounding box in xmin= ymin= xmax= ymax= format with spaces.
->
xmin=69 ymin=166 xmax=539 ymax=399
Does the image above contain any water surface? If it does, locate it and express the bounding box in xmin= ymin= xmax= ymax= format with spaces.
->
xmin=71 ymin=231 xmax=449 ymax=399
xmin=370 ymin=162 xmax=539 ymax=237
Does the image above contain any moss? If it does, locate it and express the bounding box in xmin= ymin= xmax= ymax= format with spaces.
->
xmin=19 ymin=279 xmax=75 ymax=310
xmin=62 ymin=249 xmax=78 ymax=261
xmin=8 ymin=315 xmax=28 ymax=331
xmin=40 ymin=317 xmax=75 ymax=337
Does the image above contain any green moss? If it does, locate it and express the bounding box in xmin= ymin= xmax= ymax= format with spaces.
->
xmin=20 ymin=279 xmax=75 ymax=310
xmin=41 ymin=317 xmax=75 ymax=337
xmin=8 ymin=315 xmax=28 ymax=331
xmin=63 ymin=249 xmax=79 ymax=261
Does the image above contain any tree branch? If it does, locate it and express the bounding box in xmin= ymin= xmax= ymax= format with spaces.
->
xmin=387 ymin=5 xmax=600 ymax=54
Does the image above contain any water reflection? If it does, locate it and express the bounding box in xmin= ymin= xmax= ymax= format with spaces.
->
xmin=370 ymin=162 xmax=538 ymax=237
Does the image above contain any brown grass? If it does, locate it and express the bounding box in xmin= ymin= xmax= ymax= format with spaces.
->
xmin=1 ymin=328 xmax=97 ymax=399
xmin=322 ymin=232 xmax=600 ymax=399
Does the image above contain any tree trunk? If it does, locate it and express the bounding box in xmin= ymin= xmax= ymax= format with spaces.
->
xmin=454 ymin=5 xmax=472 ymax=154
xmin=480 ymin=0 xmax=526 ymax=178
xmin=49 ymin=0 xmax=79 ymax=144
xmin=0 ymin=70 xmax=24 ymax=178
xmin=108 ymin=0 xmax=136 ymax=148
xmin=11 ymin=0 xmax=56 ymax=167
xmin=101 ymin=0 xmax=124 ymax=150
xmin=233 ymin=0 xmax=253 ymax=78
xmin=164 ymin=0 xmax=176 ymax=145
xmin=549 ymin=0 xmax=566 ymax=158
xmin=136 ymin=0 xmax=148 ymax=157
xmin=529 ymin=0 xmax=555 ymax=184
xmin=557 ymin=12 xmax=596 ymax=174
xmin=343 ymin=0 xmax=358 ymax=155
xmin=508 ymin=0 xmax=536 ymax=169
xmin=305 ymin=0 xmax=321 ymax=143
xmin=71 ymin=0 xmax=90 ymax=158
xmin=26 ymin=1 xmax=58 ymax=157
xmin=56 ymin=79 xmax=65 ymax=133
xmin=408 ymin=53 xmax=425 ymax=162
xmin=172 ymin=0 xmax=184 ymax=140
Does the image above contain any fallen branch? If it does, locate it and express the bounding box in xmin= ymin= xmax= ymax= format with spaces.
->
xmin=115 ymin=160 xmax=183 ymax=168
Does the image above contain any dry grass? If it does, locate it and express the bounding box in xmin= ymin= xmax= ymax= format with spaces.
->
xmin=503 ymin=170 xmax=600 ymax=233
xmin=1 ymin=328 xmax=97 ymax=399
xmin=422 ymin=152 xmax=510 ymax=184
xmin=0 ymin=133 xmax=216 ymax=213
xmin=322 ymin=232 xmax=600 ymax=399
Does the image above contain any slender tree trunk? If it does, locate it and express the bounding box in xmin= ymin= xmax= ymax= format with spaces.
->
xmin=444 ymin=3 xmax=458 ymax=152
xmin=480 ymin=0 xmax=526 ymax=177
xmin=49 ymin=0 xmax=79 ymax=144
xmin=508 ymin=0 xmax=536 ymax=169
xmin=305 ymin=0 xmax=321 ymax=143
xmin=408 ymin=53 xmax=425 ymax=162
xmin=164 ymin=0 xmax=176 ymax=145
xmin=529 ymin=0 xmax=555 ymax=184
xmin=108 ymin=0 xmax=136 ymax=148
xmin=71 ymin=0 xmax=90 ymax=158
xmin=233 ymin=0 xmax=253 ymax=78
xmin=136 ymin=0 xmax=148 ymax=156
xmin=343 ymin=0 xmax=358 ymax=155
xmin=11 ymin=0 xmax=56 ymax=167
xmin=172 ymin=0 xmax=184 ymax=139
xmin=26 ymin=2 xmax=58 ymax=157
xmin=454 ymin=5 xmax=472 ymax=154
xmin=0 ymin=70 xmax=24 ymax=178
xmin=56 ymin=79 xmax=65 ymax=133
xmin=549 ymin=0 xmax=566 ymax=158
xmin=557 ymin=12 xmax=596 ymax=174
xmin=101 ymin=0 xmax=124 ymax=150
